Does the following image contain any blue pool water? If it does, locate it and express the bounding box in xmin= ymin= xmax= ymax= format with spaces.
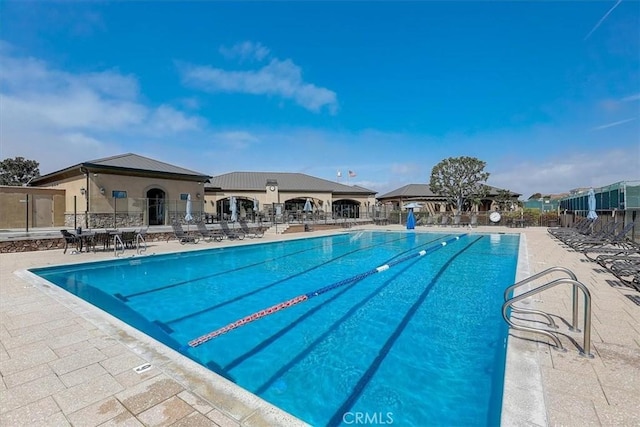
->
xmin=32 ymin=231 xmax=519 ymax=426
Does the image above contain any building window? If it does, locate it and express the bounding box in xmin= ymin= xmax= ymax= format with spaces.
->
xmin=180 ymin=193 xmax=189 ymax=201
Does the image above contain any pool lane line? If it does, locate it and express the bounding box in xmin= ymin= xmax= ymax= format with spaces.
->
xmin=115 ymin=234 xmax=352 ymax=301
xmin=222 ymin=278 xmax=361 ymax=371
xmin=326 ymin=235 xmax=484 ymax=426
xmin=219 ymin=235 xmax=445 ymax=371
xmin=161 ymin=234 xmax=444 ymax=328
xmin=115 ymin=233 xmax=406 ymax=302
xmin=185 ymin=234 xmax=467 ymax=349
xmin=248 ymin=257 xmax=426 ymax=394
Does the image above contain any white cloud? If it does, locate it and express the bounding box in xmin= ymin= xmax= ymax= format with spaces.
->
xmin=211 ymin=131 xmax=260 ymax=150
xmin=0 ymin=49 xmax=206 ymax=172
xmin=621 ymin=93 xmax=640 ymax=102
xmin=489 ymin=149 xmax=640 ymax=198
xmin=591 ymin=118 xmax=636 ymax=131
xmin=219 ymin=41 xmax=270 ymax=62
xmin=181 ymin=58 xmax=338 ymax=114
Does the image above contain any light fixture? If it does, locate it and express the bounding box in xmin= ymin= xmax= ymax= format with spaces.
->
xmin=80 ymin=187 xmax=86 ymax=195
xmin=100 ymin=187 xmax=105 ymax=195
xmin=196 ymin=192 xmax=201 ymax=199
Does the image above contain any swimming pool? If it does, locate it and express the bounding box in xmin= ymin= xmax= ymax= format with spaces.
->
xmin=31 ymin=231 xmax=519 ymax=426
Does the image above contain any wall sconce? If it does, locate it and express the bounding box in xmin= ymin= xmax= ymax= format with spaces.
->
xmin=100 ymin=187 xmax=105 ymax=195
xmin=196 ymin=192 xmax=201 ymax=199
xmin=80 ymin=187 xmax=86 ymax=195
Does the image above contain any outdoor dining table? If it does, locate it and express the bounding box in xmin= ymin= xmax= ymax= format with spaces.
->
xmin=69 ymin=230 xmax=97 ymax=253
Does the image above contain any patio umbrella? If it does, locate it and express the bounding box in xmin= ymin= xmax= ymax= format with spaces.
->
xmin=406 ymin=208 xmax=416 ymax=230
xmin=253 ymin=198 xmax=259 ymax=212
xmin=587 ymin=188 xmax=598 ymax=220
xmin=185 ymin=194 xmax=193 ymax=231
xmin=230 ymin=196 xmax=238 ymax=222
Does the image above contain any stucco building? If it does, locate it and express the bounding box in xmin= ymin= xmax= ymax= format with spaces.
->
xmin=205 ymin=172 xmax=377 ymax=222
xmin=28 ymin=153 xmax=211 ymax=229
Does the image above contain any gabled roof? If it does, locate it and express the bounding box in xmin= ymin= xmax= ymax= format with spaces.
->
xmin=377 ymin=184 xmax=439 ymax=199
xmin=378 ymin=183 xmax=520 ymax=199
xmin=31 ymin=153 xmax=211 ymax=185
xmin=206 ymin=172 xmax=376 ymax=195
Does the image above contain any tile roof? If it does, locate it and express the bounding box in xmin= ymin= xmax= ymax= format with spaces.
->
xmin=82 ymin=153 xmax=209 ymax=177
xmin=206 ymin=172 xmax=375 ymax=194
xmin=31 ymin=153 xmax=211 ymax=185
xmin=378 ymin=183 xmax=520 ymax=199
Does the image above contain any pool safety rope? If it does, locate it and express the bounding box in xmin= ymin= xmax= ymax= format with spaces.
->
xmin=186 ymin=234 xmax=468 ymax=348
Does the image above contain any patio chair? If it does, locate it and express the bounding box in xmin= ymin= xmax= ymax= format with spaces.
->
xmin=440 ymin=215 xmax=449 ymax=227
xmin=121 ymin=231 xmax=137 ymax=249
xmin=196 ymin=221 xmax=223 ymax=242
xmin=220 ymin=221 xmax=245 ymax=240
xmin=171 ymin=222 xmax=200 ymax=244
xmin=239 ymin=219 xmax=264 ymax=238
xmin=424 ymin=216 xmax=435 ymax=226
xmin=60 ymin=229 xmax=80 ymax=254
xmin=452 ymin=215 xmax=461 ymax=227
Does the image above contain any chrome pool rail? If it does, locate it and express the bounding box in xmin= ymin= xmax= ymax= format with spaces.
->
xmin=502 ymin=266 xmax=593 ymax=358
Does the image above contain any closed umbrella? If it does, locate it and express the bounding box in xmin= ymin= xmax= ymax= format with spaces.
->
xmin=406 ymin=208 xmax=416 ymax=230
xmin=587 ymin=188 xmax=598 ymax=220
xmin=303 ymin=198 xmax=312 ymax=212
xmin=185 ymin=194 xmax=193 ymax=231
xmin=253 ymin=198 xmax=259 ymax=212
xmin=230 ymin=196 xmax=237 ymax=222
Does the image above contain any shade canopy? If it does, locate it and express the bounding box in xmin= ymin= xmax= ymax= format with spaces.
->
xmin=403 ymin=202 xmax=422 ymax=209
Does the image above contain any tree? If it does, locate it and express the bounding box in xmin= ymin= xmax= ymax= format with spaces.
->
xmin=528 ymin=192 xmax=542 ymax=200
xmin=0 ymin=157 xmax=40 ymax=186
xmin=494 ymin=189 xmax=516 ymax=211
xmin=429 ymin=156 xmax=490 ymax=213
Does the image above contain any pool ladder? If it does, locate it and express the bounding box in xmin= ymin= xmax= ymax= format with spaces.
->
xmin=502 ymin=266 xmax=594 ymax=358
xmin=113 ymin=231 xmax=147 ymax=257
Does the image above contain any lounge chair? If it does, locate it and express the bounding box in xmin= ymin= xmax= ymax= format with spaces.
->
xmin=220 ymin=221 xmax=245 ymax=240
xmin=60 ymin=229 xmax=81 ymax=254
xmin=196 ymin=221 xmax=223 ymax=242
xmin=171 ymin=222 xmax=199 ymax=244
xmin=239 ymin=219 xmax=264 ymax=238
xmin=572 ymin=221 xmax=637 ymax=251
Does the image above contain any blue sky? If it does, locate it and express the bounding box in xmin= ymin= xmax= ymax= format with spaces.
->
xmin=1 ymin=1 xmax=638 ymax=198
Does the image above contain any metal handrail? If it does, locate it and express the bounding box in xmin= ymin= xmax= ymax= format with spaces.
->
xmin=504 ymin=266 xmax=580 ymax=331
xmin=136 ymin=233 xmax=147 ymax=254
xmin=113 ymin=234 xmax=125 ymax=257
xmin=502 ymin=277 xmax=593 ymax=358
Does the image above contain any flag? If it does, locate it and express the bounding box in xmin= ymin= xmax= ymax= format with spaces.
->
xmin=337 ymin=170 xmax=342 ymax=178
xmin=348 ymin=170 xmax=356 ymax=177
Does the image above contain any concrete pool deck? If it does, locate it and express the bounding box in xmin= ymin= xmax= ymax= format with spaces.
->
xmin=1 ymin=226 xmax=638 ymax=426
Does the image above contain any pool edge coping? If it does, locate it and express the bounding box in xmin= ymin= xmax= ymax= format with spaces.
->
xmin=500 ymin=232 xmax=548 ymax=426
xmin=14 ymin=268 xmax=310 ymax=427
